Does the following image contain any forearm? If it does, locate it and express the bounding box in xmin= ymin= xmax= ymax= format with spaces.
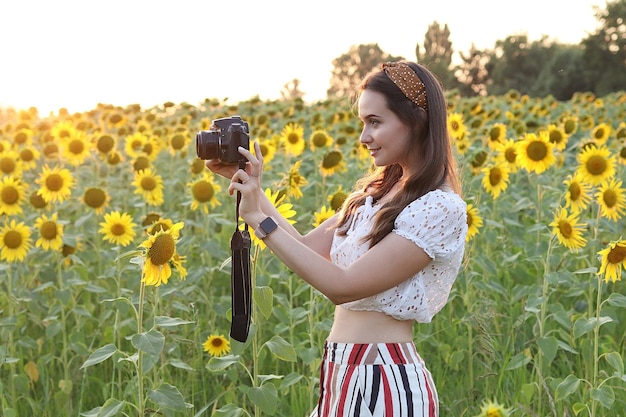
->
xmin=258 ymin=190 xmax=302 ymax=240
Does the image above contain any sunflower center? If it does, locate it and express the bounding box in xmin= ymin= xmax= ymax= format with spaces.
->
xmin=45 ymin=173 xmax=64 ymax=192
xmin=192 ymin=181 xmax=214 ymax=203
xmin=586 ymin=155 xmax=607 ymax=176
xmin=1 ymin=157 xmax=16 ymax=174
xmin=607 ymin=245 xmax=626 ymax=264
xmin=141 ymin=177 xmax=157 ymax=191
xmin=619 ymin=147 xmax=626 ymax=159
xmin=603 ymin=189 xmax=617 ymax=208
xmin=569 ymin=182 xmax=581 ymax=201
xmin=467 ymin=214 xmax=474 ymax=228
xmin=330 ymin=192 xmax=347 ymax=211
xmin=30 ymin=192 xmax=47 ymax=208
xmin=149 ymin=234 xmax=175 ymax=266
xmin=486 ymin=407 xmax=502 ymax=417
xmin=287 ymin=133 xmax=300 ymax=145
xmin=558 ymin=220 xmax=573 ymax=238
xmin=97 ymin=135 xmax=115 ymax=153
xmin=564 ymin=119 xmax=577 ymax=135
xmin=504 ymin=148 xmax=517 ymax=163
xmin=43 ymin=143 xmax=59 ymax=157
xmin=312 ymin=132 xmax=329 ymax=148
xmin=1 ymin=186 xmax=18 ymax=205
xmin=40 ymin=221 xmax=58 ymax=240
xmin=69 ymin=139 xmax=85 ymax=155
xmin=322 ymin=151 xmax=342 ymax=169
xmin=527 ymin=141 xmax=548 ymax=161
xmin=133 ymin=157 xmax=150 ymax=172
xmin=20 ymin=149 xmax=34 ymax=162
xmin=549 ymin=130 xmax=564 ymax=144
xmin=594 ymin=128 xmax=606 ymax=141
xmin=171 ymin=134 xmax=185 ymax=150
xmin=3 ymin=230 xmax=22 ymax=249
xmin=84 ymin=188 xmax=106 ymax=208
xmin=111 ymin=223 xmax=127 ymax=236
xmin=471 ymin=151 xmax=488 ymax=168
xmin=211 ymin=338 xmax=224 ymax=348
xmin=489 ymin=168 xmax=502 ymax=186
xmin=451 ymin=121 xmax=460 ymax=131
xmin=15 ymin=132 xmax=28 ymax=144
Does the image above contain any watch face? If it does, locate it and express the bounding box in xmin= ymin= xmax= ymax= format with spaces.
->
xmin=260 ymin=217 xmax=278 ymax=234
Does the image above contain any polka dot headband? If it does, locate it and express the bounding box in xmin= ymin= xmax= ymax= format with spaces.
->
xmin=382 ymin=62 xmax=428 ymax=111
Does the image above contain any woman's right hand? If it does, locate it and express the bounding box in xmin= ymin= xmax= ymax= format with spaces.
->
xmin=205 ymin=159 xmax=239 ymax=179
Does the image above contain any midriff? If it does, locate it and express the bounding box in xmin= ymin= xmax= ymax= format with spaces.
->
xmin=327 ymin=306 xmax=414 ymax=343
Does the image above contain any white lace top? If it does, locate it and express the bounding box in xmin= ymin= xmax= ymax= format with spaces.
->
xmin=331 ymin=189 xmax=468 ymax=323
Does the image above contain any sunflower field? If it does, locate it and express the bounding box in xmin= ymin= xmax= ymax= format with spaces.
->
xmin=0 ymin=90 xmax=625 ymax=417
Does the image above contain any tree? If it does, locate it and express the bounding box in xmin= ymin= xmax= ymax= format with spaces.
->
xmin=581 ymin=0 xmax=626 ymax=95
xmin=416 ymin=21 xmax=457 ymax=89
xmin=280 ymin=79 xmax=304 ymax=101
xmin=327 ymin=43 xmax=403 ymax=98
xmin=454 ymin=43 xmax=490 ymax=96
xmin=531 ymin=46 xmax=589 ymax=100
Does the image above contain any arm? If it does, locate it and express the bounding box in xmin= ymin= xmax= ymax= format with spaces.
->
xmin=229 ymin=144 xmax=433 ymax=305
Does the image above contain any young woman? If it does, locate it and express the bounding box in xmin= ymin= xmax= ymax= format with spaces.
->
xmin=207 ymin=60 xmax=468 ymax=417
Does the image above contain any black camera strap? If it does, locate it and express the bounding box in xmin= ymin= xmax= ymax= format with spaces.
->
xmin=230 ymin=161 xmax=252 ymax=342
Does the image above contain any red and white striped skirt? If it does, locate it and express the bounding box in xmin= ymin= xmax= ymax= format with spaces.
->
xmin=310 ymin=341 xmax=438 ymax=417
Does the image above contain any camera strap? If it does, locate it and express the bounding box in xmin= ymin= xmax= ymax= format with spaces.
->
xmin=230 ymin=161 xmax=252 ymax=343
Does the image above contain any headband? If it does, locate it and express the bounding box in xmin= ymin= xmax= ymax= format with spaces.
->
xmin=382 ymin=62 xmax=428 ymax=111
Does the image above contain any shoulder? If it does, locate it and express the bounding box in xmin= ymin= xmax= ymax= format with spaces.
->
xmin=400 ymin=189 xmax=467 ymax=220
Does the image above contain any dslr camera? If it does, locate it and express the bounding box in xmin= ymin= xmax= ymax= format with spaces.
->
xmin=196 ymin=115 xmax=250 ymax=164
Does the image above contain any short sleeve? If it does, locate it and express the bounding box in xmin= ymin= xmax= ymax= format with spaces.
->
xmin=393 ymin=190 xmax=467 ymax=260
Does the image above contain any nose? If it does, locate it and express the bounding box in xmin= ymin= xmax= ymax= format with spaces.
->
xmin=359 ymin=130 xmax=371 ymax=145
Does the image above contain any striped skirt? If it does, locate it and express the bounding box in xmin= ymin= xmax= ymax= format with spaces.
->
xmin=310 ymin=341 xmax=438 ymax=417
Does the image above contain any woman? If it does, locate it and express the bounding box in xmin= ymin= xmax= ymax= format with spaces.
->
xmin=207 ymin=60 xmax=468 ymax=417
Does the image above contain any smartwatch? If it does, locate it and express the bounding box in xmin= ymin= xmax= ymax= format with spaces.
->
xmin=255 ymin=217 xmax=278 ymax=239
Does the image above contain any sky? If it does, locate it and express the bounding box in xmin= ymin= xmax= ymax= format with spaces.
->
xmin=0 ymin=0 xmax=603 ymax=116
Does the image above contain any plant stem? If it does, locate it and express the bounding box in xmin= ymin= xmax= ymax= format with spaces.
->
xmin=591 ymin=275 xmax=603 ymax=417
xmin=137 ymin=280 xmax=146 ymax=417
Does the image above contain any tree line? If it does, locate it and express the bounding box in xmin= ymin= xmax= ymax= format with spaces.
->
xmin=320 ymin=0 xmax=625 ymax=101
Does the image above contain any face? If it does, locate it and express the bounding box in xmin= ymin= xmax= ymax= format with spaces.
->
xmin=358 ymin=90 xmax=414 ymax=173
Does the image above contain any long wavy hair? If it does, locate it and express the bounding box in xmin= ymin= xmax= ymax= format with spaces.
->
xmin=334 ymin=61 xmax=462 ymax=247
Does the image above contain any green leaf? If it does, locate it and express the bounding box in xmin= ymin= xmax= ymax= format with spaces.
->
xmin=254 ymin=286 xmax=274 ymax=319
xmin=604 ymin=351 xmax=624 ymax=375
xmin=211 ymin=403 xmax=244 ymax=417
xmin=590 ymin=385 xmax=615 ymax=408
xmin=264 ymin=335 xmax=297 ymax=362
xmin=538 ymin=336 xmax=558 ymax=367
xmin=555 ymin=374 xmax=580 ymax=401
xmin=247 ymin=383 xmax=278 ymax=414
xmin=79 ymin=398 xmax=125 ymax=417
xmin=573 ymin=316 xmax=613 ymax=339
xmin=206 ymin=355 xmax=240 ymax=372
xmin=154 ymin=315 xmax=195 ymax=328
xmin=131 ymin=330 xmax=165 ymax=356
xmin=606 ymin=292 xmax=626 ymax=308
xmin=147 ymin=383 xmax=190 ymax=411
xmin=80 ymin=344 xmax=117 ymax=369
xmin=505 ymin=352 xmax=531 ymax=370
xmin=279 ymin=372 xmax=304 ymax=390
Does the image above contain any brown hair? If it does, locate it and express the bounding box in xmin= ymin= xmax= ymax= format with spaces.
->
xmin=335 ymin=61 xmax=462 ymax=247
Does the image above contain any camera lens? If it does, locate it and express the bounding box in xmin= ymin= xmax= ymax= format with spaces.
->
xmin=195 ymin=130 xmax=220 ymax=160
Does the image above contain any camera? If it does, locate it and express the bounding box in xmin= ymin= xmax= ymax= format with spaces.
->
xmin=196 ymin=115 xmax=250 ymax=164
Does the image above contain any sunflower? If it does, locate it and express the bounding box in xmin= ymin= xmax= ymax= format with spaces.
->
xmin=576 ymin=146 xmax=616 ymax=186
xmin=124 ymin=132 xmax=149 ymax=159
xmin=95 ymin=134 xmax=117 ymax=155
xmin=474 ymin=399 xmax=512 ymax=417
xmin=190 ymin=158 xmax=206 ymax=176
xmin=618 ymin=143 xmax=626 ymax=166
xmin=454 ymin=136 xmax=471 ymax=156
xmin=258 ymin=138 xmax=278 ymax=166
xmin=13 ymin=127 xmax=33 ymax=146
xmin=328 ymin=186 xmax=348 ymax=211
xmin=313 ymin=205 xmax=335 ymax=228
xmin=82 ymin=187 xmax=109 ymax=214
xmin=188 ymin=172 xmax=222 ymax=214
xmin=50 ymin=120 xmax=76 ymax=141
xmin=481 ymin=164 xmax=510 ymax=199
xmin=61 ymin=130 xmax=92 ymax=166
xmin=168 ymin=132 xmax=189 ymax=155
xmin=0 ymin=176 xmax=28 ymax=216
xmin=0 ymin=219 xmax=32 ymax=262
xmin=494 ymin=138 xmax=520 ymax=173
xmin=516 ymin=131 xmax=556 ymax=174
xmin=320 ymin=150 xmax=347 ymax=177
xmin=279 ymin=160 xmax=308 ymax=200
xmin=34 ymin=213 xmax=64 ymax=251
xmin=310 ymin=129 xmax=332 ymax=151
xmin=35 ymin=165 xmax=75 ymax=204
xmin=132 ymin=168 xmax=164 ymax=206
xmin=202 ymin=334 xmax=231 ymax=357
xmin=469 ymin=150 xmax=489 ymax=175
xmin=466 ymin=203 xmax=483 ymax=242
xmin=546 ymin=124 xmax=569 ymax=152
xmin=280 ymin=123 xmax=305 ymax=156
xmin=597 ymin=239 xmax=626 ymax=283
xmin=562 ymin=172 xmax=593 ymax=213
xmin=591 ymin=122 xmax=612 ymax=145
xmin=596 ymin=178 xmax=625 ymax=221
xmin=99 ymin=211 xmax=137 ymax=247
xmin=0 ymin=149 xmax=24 ymax=178
xmin=146 ymin=217 xmax=174 ymax=235
xmin=561 ymin=115 xmax=578 ymax=136
xmin=549 ymin=207 xmax=587 ymax=252
xmin=448 ymin=112 xmax=467 ymax=140
xmin=486 ymin=123 xmax=507 ymax=149
xmin=139 ymin=221 xmax=186 ymax=287
xmin=250 ymin=188 xmax=297 ymax=249
xmin=18 ymin=145 xmax=40 ymax=171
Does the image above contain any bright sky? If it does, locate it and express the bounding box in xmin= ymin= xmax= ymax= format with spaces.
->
xmin=0 ymin=0 xmax=602 ymax=115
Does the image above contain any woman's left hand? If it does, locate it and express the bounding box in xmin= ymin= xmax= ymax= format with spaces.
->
xmin=228 ymin=141 xmax=265 ymax=224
